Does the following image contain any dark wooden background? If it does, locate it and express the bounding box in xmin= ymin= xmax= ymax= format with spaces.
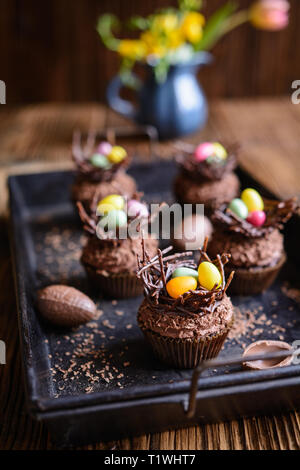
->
xmin=1 ymin=0 xmax=300 ymax=104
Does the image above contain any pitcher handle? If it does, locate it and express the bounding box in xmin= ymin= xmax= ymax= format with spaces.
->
xmin=106 ymin=74 xmax=141 ymax=120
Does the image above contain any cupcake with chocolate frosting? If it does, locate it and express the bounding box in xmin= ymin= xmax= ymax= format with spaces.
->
xmin=77 ymin=194 xmax=158 ymax=298
xmin=71 ymin=131 xmax=136 ymax=212
xmin=137 ymin=238 xmax=234 ymax=368
xmin=209 ymin=188 xmax=297 ymax=295
xmin=174 ymin=141 xmax=240 ymax=212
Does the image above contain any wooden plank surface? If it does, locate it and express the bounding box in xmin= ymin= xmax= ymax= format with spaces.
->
xmin=0 ymin=98 xmax=300 ymax=450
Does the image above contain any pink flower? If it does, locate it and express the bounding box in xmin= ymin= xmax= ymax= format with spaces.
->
xmin=250 ymin=0 xmax=290 ymax=31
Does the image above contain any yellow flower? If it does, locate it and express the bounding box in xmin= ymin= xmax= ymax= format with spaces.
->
xmin=152 ymin=14 xmax=178 ymax=34
xmin=140 ymin=31 xmax=167 ymax=58
xmin=181 ymin=12 xmax=205 ymax=44
xmin=166 ymin=30 xmax=184 ymax=49
xmin=118 ymin=40 xmax=146 ymax=60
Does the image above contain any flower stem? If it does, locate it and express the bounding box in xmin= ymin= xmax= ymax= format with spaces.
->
xmin=220 ymin=10 xmax=250 ymax=36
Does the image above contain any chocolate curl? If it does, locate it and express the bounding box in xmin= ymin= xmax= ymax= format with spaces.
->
xmin=214 ymin=197 xmax=297 ymax=238
xmin=76 ymin=201 xmax=113 ymax=240
xmin=137 ymin=244 xmax=234 ymax=317
xmin=106 ymin=128 xmax=116 ymax=146
xmin=158 ymin=249 xmax=167 ymax=290
xmin=76 ymin=202 xmax=97 ymax=235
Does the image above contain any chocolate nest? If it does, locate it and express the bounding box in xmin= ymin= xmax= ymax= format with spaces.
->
xmin=72 ymin=130 xmax=130 ymax=183
xmin=213 ymin=198 xmax=297 ymax=238
xmin=137 ymin=238 xmax=234 ymax=317
xmin=77 ymin=198 xmax=163 ymax=244
xmin=175 ymin=141 xmax=238 ymax=183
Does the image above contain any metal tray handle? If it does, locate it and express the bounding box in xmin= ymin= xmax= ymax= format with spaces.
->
xmin=186 ymin=348 xmax=300 ymax=418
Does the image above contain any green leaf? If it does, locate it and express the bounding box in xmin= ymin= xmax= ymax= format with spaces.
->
xmin=127 ymin=16 xmax=150 ymax=31
xmin=96 ymin=14 xmax=120 ymax=51
xmin=154 ymin=59 xmax=170 ymax=84
xmin=178 ymin=0 xmax=203 ymax=11
xmin=196 ymin=1 xmax=238 ymax=51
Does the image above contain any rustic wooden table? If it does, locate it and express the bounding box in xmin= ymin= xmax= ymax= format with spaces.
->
xmin=0 ymin=99 xmax=300 ymax=450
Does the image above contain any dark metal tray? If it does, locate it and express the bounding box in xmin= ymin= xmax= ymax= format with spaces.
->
xmin=8 ymin=160 xmax=300 ymax=447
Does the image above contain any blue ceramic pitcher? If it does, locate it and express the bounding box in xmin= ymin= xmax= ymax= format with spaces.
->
xmin=106 ymin=52 xmax=212 ymax=140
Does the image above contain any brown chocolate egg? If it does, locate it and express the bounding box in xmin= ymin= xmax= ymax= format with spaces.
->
xmin=242 ymin=340 xmax=292 ymax=370
xmin=36 ymin=285 xmax=97 ymax=328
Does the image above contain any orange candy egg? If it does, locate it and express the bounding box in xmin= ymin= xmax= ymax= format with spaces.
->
xmin=166 ymin=276 xmax=197 ymax=299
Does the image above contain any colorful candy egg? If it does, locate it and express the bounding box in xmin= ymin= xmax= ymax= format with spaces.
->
xmin=97 ymin=141 xmax=112 ymax=156
xmin=213 ymin=142 xmax=227 ymax=160
xmin=108 ymin=146 xmax=127 ymax=164
xmin=172 ymin=267 xmax=199 ymax=281
xmin=228 ymin=198 xmax=248 ymax=219
xmin=97 ymin=194 xmax=125 ymax=215
xmin=247 ymin=210 xmax=266 ymax=227
xmin=194 ymin=142 xmax=215 ymax=162
xmin=166 ymin=276 xmax=197 ymax=299
xmin=127 ymin=200 xmax=149 ymax=218
xmin=90 ymin=153 xmax=111 ymax=169
xmin=198 ymin=262 xmax=222 ymax=291
xmin=241 ymin=188 xmax=264 ymax=212
xmin=98 ymin=209 xmax=127 ymax=230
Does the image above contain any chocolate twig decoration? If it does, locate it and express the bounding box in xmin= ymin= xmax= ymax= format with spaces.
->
xmin=137 ymin=240 xmax=234 ymax=317
xmin=175 ymin=141 xmax=239 ymax=182
xmin=72 ymin=130 xmax=130 ymax=183
xmin=76 ymin=202 xmax=97 ymax=235
xmin=213 ymin=198 xmax=297 ymax=238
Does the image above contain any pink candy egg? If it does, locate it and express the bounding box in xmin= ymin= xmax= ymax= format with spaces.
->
xmin=127 ymin=200 xmax=149 ymax=218
xmin=247 ymin=210 xmax=266 ymax=227
xmin=194 ymin=142 xmax=215 ymax=162
xmin=97 ymin=141 xmax=112 ymax=156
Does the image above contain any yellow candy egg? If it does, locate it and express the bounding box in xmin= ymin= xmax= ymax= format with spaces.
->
xmin=213 ymin=142 xmax=227 ymax=160
xmin=108 ymin=146 xmax=127 ymax=164
xmin=97 ymin=194 xmax=125 ymax=215
xmin=198 ymin=262 xmax=222 ymax=291
xmin=166 ymin=276 xmax=197 ymax=299
xmin=241 ymin=188 xmax=264 ymax=212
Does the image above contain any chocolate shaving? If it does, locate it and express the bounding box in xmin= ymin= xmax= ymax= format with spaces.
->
xmin=213 ymin=198 xmax=297 ymax=238
xmin=72 ymin=130 xmax=130 ymax=183
xmin=175 ymin=142 xmax=239 ymax=182
xmin=137 ymin=237 xmax=234 ymax=317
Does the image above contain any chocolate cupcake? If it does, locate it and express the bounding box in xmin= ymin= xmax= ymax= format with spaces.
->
xmin=77 ymin=195 xmax=158 ymax=298
xmin=209 ymin=189 xmax=297 ymax=295
xmin=137 ymin=239 xmax=235 ymax=368
xmin=174 ymin=141 xmax=240 ymax=212
xmin=71 ymin=131 xmax=136 ymax=212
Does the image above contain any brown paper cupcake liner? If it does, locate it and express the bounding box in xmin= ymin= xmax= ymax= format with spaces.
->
xmin=225 ymin=253 xmax=286 ymax=296
xmin=85 ymin=265 xmax=143 ymax=299
xmin=138 ymin=314 xmax=234 ymax=369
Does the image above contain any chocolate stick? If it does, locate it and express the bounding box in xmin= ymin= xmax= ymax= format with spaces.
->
xmin=158 ymin=249 xmax=167 ymax=290
xmin=224 ymin=270 xmax=235 ymax=294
